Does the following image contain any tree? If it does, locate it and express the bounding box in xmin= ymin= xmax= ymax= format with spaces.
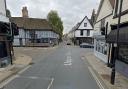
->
xmin=47 ymin=10 xmax=63 ymax=39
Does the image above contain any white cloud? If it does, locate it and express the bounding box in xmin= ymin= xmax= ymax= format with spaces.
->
xmin=6 ymin=0 xmax=100 ymax=34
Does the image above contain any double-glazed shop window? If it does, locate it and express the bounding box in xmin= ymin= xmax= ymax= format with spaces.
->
xmin=119 ymin=45 xmax=128 ymax=64
xmin=95 ymin=40 xmax=107 ymax=55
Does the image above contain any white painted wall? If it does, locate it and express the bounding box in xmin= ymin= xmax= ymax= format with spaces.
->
xmin=112 ymin=0 xmax=128 ymax=25
xmin=13 ymin=29 xmax=59 ymax=46
xmin=75 ymin=16 xmax=93 ymax=38
xmin=36 ymin=31 xmax=59 ymax=38
xmin=94 ymin=15 xmax=113 ymax=35
xmin=75 ymin=30 xmax=93 ymax=37
xmin=97 ymin=0 xmax=113 ymax=21
xmin=78 ymin=17 xmax=93 ymax=29
xmin=0 ymin=0 xmax=9 ymax=22
xmin=0 ymin=0 xmax=6 ymax=16
xmin=122 ymin=0 xmax=128 ymax=12
xmin=13 ymin=39 xmax=20 ymax=46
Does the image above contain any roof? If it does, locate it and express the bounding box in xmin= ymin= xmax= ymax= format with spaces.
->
xmin=10 ymin=17 xmax=52 ymax=30
xmin=77 ymin=16 xmax=93 ymax=30
xmin=96 ymin=0 xmax=115 ymax=21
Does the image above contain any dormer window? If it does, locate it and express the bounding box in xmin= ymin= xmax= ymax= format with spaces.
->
xmin=84 ymin=23 xmax=87 ymax=27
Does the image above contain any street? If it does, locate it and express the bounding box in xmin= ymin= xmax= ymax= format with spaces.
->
xmin=3 ymin=45 xmax=101 ymax=89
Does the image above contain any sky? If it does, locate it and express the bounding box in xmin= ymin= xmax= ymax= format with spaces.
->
xmin=6 ymin=0 xmax=100 ymax=34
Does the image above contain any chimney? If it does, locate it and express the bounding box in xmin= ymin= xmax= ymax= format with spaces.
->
xmin=22 ymin=6 xmax=29 ymax=18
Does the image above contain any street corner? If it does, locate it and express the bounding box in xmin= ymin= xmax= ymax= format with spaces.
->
xmin=13 ymin=53 xmax=32 ymax=66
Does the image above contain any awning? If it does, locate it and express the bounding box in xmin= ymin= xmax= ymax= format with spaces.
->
xmin=107 ymin=25 xmax=128 ymax=44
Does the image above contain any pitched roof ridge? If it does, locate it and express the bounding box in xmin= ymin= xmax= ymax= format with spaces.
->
xmin=77 ymin=16 xmax=93 ymax=29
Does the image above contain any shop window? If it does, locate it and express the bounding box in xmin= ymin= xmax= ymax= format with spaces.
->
xmin=119 ymin=45 xmax=128 ymax=64
xmin=96 ymin=40 xmax=107 ymax=55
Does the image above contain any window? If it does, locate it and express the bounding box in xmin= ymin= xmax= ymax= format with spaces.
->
xmin=84 ymin=23 xmax=87 ymax=27
xmin=101 ymin=19 xmax=105 ymax=28
xmin=96 ymin=40 xmax=107 ymax=55
xmin=80 ymin=30 xmax=84 ymax=36
xmin=119 ymin=45 xmax=128 ymax=64
xmin=87 ymin=30 xmax=90 ymax=36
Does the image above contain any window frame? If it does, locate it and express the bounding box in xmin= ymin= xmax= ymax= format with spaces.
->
xmin=80 ymin=30 xmax=84 ymax=36
xmin=84 ymin=23 xmax=87 ymax=27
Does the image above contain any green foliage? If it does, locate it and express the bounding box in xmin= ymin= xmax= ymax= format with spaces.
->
xmin=47 ymin=10 xmax=63 ymax=38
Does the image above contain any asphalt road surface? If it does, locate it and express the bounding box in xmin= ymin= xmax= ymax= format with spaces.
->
xmin=3 ymin=45 xmax=101 ymax=89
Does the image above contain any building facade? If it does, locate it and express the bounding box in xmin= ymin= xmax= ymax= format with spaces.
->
xmin=11 ymin=7 xmax=59 ymax=47
xmin=93 ymin=0 xmax=115 ymax=63
xmin=11 ymin=18 xmax=59 ymax=47
xmin=107 ymin=0 xmax=128 ymax=78
xmin=0 ymin=0 xmax=12 ymax=67
xmin=74 ymin=16 xmax=93 ymax=45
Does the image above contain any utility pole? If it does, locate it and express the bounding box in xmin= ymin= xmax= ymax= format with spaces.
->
xmin=111 ymin=0 xmax=123 ymax=85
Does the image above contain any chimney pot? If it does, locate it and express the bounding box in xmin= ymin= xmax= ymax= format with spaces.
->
xmin=22 ymin=6 xmax=29 ymax=18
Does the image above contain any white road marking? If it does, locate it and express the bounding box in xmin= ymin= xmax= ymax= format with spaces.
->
xmin=0 ymin=75 xmax=19 ymax=88
xmin=64 ymin=52 xmax=72 ymax=66
xmin=18 ymin=65 xmax=31 ymax=74
xmin=0 ymin=65 xmax=31 ymax=88
xmin=64 ymin=62 xmax=72 ymax=66
xmin=47 ymin=78 xmax=54 ymax=89
xmin=88 ymin=67 xmax=105 ymax=89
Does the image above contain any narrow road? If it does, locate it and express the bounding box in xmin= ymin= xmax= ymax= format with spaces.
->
xmin=4 ymin=45 xmax=101 ymax=89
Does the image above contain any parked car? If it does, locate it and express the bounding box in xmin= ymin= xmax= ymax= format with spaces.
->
xmin=67 ymin=42 xmax=71 ymax=45
xmin=80 ymin=43 xmax=94 ymax=48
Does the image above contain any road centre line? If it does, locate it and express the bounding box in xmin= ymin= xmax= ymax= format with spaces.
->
xmin=88 ymin=66 xmax=105 ymax=89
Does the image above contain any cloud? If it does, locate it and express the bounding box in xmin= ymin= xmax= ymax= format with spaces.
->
xmin=6 ymin=0 xmax=100 ymax=34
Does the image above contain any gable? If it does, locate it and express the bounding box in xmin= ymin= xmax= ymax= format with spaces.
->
xmin=96 ymin=0 xmax=113 ymax=22
xmin=78 ymin=16 xmax=93 ymax=30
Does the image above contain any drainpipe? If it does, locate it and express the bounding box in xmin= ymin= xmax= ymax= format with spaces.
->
xmin=111 ymin=0 xmax=123 ymax=85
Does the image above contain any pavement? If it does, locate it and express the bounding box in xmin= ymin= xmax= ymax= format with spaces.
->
xmin=0 ymin=45 xmax=102 ymax=89
xmin=13 ymin=47 xmax=57 ymax=63
xmin=84 ymin=51 xmax=128 ymax=89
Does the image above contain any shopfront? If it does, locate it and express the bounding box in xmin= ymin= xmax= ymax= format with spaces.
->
xmin=94 ymin=35 xmax=108 ymax=63
xmin=107 ymin=22 xmax=128 ymax=78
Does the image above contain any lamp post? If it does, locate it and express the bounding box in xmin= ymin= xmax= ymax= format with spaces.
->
xmin=111 ymin=0 xmax=123 ymax=85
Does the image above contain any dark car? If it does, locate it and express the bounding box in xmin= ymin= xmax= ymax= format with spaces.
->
xmin=80 ymin=43 xmax=94 ymax=48
xmin=67 ymin=42 xmax=71 ymax=45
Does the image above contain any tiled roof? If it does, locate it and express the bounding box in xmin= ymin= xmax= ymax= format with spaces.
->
xmin=10 ymin=17 xmax=52 ymax=30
